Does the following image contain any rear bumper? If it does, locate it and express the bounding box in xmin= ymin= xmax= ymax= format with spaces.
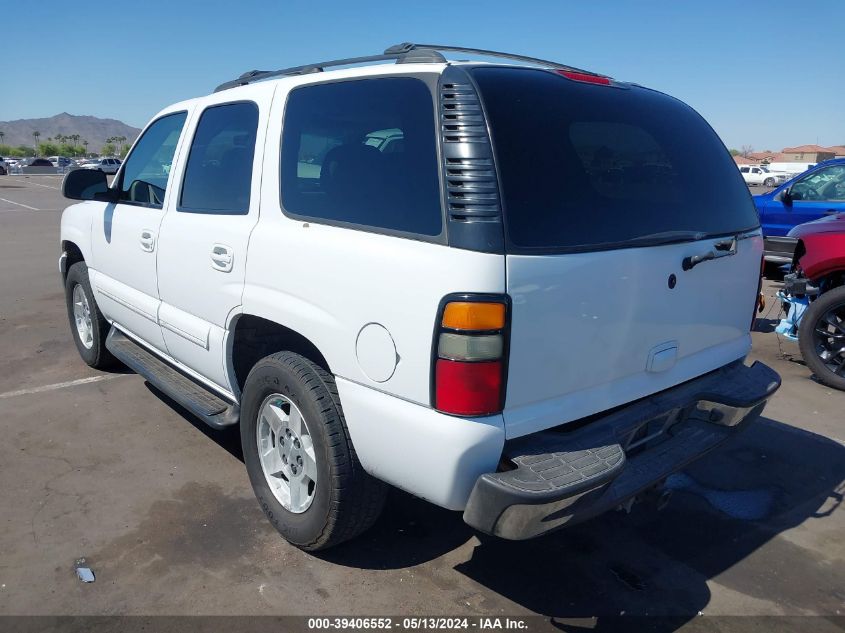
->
xmin=763 ymin=236 xmax=797 ymax=264
xmin=462 ymin=360 xmax=780 ymax=540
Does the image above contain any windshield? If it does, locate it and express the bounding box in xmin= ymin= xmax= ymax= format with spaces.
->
xmin=472 ymin=67 xmax=759 ymax=252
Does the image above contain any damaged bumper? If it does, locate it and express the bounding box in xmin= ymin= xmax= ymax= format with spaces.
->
xmin=463 ymin=360 xmax=780 ymax=540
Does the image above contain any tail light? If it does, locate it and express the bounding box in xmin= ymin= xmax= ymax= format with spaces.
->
xmin=433 ymin=295 xmax=509 ymax=416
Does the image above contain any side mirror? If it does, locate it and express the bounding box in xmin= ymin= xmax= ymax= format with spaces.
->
xmin=780 ymin=188 xmax=793 ymax=206
xmin=62 ymin=168 xmax=116 ymax=202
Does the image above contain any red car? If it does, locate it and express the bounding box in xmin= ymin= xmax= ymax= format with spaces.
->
xmin=782 ymin=213 xmax=845 ymax=389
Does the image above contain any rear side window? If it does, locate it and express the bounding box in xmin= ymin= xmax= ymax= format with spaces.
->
xmin=180 ymin=101 xmax=259 ymax=215
xmin=117 ymin=111 xmax=187 ymax=208
xmin=472 ymin=68 xmax=759 ymax=251
xmin=280 ymin=77 xmax=442 ymax=237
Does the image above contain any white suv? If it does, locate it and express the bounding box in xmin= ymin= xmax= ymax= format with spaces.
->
xmin=59 ymin=43 xmax=780 ymax=550
xmin=739 ymin=164 xmax=787 ymax=187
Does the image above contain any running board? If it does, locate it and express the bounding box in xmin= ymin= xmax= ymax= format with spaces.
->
xmin=106 ymin=328 xmax=239 ymax=429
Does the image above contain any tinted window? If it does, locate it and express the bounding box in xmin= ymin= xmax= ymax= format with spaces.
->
xmin=180 ymin=102 xmax=259 ymax=214
xmin=281 ymin=77 xmax=442 ymax=236
xmin=472 ymin=68 xmax=759 ymax=251
xmin=117 ymin=112 xmax=187 ymax=208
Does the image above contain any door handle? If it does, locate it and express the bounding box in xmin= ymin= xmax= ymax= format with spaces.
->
xmin=823 ymin=209 xmax=838 ymax=216
xmin=139 ymin=230 xmax=156 ymax=252
xmin=210 ymin=244 xmax=234 ymax=272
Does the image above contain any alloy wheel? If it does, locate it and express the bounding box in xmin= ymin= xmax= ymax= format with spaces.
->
xmin=256 ymin=394 xmax=318 ymax=513
xmin=72 ymin=284 xmax=94 ymax=349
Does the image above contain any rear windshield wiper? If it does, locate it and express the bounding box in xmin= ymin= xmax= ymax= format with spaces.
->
xmin=619 ymin=230 xmax=709 ymax=248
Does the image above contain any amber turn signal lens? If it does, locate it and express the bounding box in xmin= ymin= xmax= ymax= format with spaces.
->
xmin=442 ymin=302 xmax=506 ymax=331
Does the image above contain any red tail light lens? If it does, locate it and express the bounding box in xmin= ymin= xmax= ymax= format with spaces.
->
xmin=555 ymin=70 xmax=612 ymax=85
xmin=435 ymin=360 xmax=503 ymax=416
xmin=433 ymin=296 xmax=509 ymax=416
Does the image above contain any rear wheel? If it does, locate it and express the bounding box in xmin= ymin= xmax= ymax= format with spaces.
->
xmin=240 ymin=351 xmax=386 ymax=550
xmin=798 ymin=286 xmax=845 ymax=390
xmin=764 ymin=177 xmax=775 ymax=187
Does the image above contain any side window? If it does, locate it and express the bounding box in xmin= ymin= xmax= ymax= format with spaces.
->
xmin=280 ymin=77 xmax=442 ymax=237
xmin=179 ymin=102 xmax=259 ymax=215
xmin=740 ymin=167 xmax=749 ymax=173
xmin=792 ymin=165 xmax=845 ymax=201
xmin=117 ymin=112 xmax=187 ymax=208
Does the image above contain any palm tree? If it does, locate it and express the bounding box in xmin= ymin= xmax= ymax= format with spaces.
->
xmin=0 ymin=130 xmax=5 ymax=146
xmin=32 ymin=131 xmax=41 ymax=156
xmin=83 ymin=140 xmax=89 ymax=156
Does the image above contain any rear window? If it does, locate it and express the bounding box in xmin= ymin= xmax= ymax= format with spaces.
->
xmin=472 ymin=67 xmax=759 ymax=251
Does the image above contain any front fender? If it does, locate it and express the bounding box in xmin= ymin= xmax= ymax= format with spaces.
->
xmin=60 ymin=202 xmax=95 ymax=262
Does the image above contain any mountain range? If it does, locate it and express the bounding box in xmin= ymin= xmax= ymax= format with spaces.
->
xmin=0 ymin=113 xmax=141 ymax=151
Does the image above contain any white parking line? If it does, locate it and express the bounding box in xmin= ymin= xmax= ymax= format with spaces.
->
xmin=0 ymin=197 xmax=39 ymax=211
xmin=0 ymin=375 xmax=125 ymax=400
xmin=24 ymin=180 xmax=61 ymax=190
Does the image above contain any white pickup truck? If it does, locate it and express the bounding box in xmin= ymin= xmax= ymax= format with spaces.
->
xmin=59 ymin=43 xmax=780 ymax=550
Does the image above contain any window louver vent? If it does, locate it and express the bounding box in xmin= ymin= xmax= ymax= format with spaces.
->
xmin=439 ymin=80 xmax=501 ymax=225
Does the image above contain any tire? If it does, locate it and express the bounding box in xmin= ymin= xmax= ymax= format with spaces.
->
xmin=798 ymin=285 xmax=845 ymax=390
xmin=764 ymin=177 xmax=775 ymax=187
xmin=64 ymin=261 xmax=118 ymax=369
xmin=241 ymin=351 xmax=387 ymax=551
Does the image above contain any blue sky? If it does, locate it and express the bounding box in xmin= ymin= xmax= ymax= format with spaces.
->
xmin=2 ymin=0 xmax=843 ymax=150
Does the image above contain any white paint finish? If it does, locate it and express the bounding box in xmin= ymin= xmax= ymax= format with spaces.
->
xmin=155 ymin=82 xmax=274 ymax=392
xmin=503 ymin=234 xmax=763 ymax=438
xmin=60 ymin=203 xmax=94 ymax=262
xmin=157 ymin=303 xmax=211 ymax=348
xmin=244 ymin=221 xmax=504 ymax=405
xmin=648 ymin=344 xmax=678 ymax=373
xmin=0 ymin=375 xmax=124 ymax=399
xmin=355 ymin=323 xmax=398 ymax=383
xmin=336 ymin=377 xmax=504 ymax=510
xmin=90 ymin=268 xmax=168 ymax=353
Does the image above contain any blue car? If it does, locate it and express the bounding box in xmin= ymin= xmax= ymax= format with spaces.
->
xmin=754 ymin=158 xmax=845 ymax=263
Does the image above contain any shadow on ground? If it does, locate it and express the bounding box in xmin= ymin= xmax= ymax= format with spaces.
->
xmin=147 ymin=380 xmax=845 ymax=628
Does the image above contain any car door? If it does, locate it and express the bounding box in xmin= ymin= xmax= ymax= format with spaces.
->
xmin=88 ymin=110 xmax=190 ymax=353
xmin=764 ymin=164 xmax=845 ymax=235
xmin=156 ymin=88 xmax=270 ymax=392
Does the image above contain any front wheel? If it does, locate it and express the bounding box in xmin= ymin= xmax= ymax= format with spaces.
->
xmin=798 ymin=286 xmax=845 ymax=390
xmin=240 ymin=351 xmax=386 ymax=551
xmin=64 ymin=261 xmax=118 ymax=368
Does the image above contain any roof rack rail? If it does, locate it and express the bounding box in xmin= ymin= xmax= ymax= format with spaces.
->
xmin=383 ymin=43 xmax=598 ymax=76
xmin=214 ymin=42 xmax=601 ymax=93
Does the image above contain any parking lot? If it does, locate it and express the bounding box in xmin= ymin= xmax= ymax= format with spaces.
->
xmin=0 ymin=175 xmax=843 ymax=626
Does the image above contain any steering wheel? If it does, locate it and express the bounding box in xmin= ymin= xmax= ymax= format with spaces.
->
xmin=791 ymin=183 xmax=818 ymax=201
